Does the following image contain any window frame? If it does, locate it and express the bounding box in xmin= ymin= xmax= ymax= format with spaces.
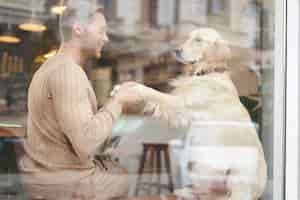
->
xmin=285 ymin=0 xmax=300 ymax=199
xmin=271 ymin=0 xmax=286 ymax=200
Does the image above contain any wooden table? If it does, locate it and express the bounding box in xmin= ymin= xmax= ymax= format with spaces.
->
xmin=0 ymin=123 xmax=25 ymax=169
xmin=0 ymin=123 xmax=25 ymax=138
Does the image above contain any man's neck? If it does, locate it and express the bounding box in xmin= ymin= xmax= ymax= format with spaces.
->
xmin=58 ymin=42 xmax=88 ymax=67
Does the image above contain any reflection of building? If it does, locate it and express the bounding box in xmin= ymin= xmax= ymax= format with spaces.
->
xmin=99 ymin=0 xmax=263 ymax=96
xmin=0 ymin=0 xmax=266 ymax=111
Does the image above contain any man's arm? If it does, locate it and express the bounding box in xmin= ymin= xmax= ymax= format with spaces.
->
xmin=49 ymin=65 xmax=122 ymax=163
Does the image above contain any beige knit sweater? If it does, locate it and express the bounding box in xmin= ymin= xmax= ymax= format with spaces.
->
xmin=20 ymin=54 xmax=122 ymax=184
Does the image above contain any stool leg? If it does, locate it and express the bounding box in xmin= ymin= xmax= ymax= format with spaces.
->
xmin=135 ymin=147 xmax=147 ymax=196
xmin=164 ymin=148 xmax=174 ymax=192
xmin=148 ymin=148 xmax=155 ymax=195
xmin=156 ymin=150 xmax=161 ymax=194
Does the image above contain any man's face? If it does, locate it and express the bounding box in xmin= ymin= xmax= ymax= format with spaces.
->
xmin=80 ymin=13 xmax=109 ymax=59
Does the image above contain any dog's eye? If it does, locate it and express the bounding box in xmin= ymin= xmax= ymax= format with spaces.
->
xmin=195 ymin=38 xmax=202 ymax=43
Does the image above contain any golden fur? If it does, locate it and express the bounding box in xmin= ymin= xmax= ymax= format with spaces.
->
xmin=130 ymin=28 xmax=267 ymax=200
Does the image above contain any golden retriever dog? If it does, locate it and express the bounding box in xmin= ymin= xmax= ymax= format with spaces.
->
xmin=119 ymin=28 xmax=267 ymax=200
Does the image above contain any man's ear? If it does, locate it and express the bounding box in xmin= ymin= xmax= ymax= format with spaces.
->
xmin=214 ymin=39 xmax=231 ymax=61
xmin=73 ymin=22 xmax=84 ymax=37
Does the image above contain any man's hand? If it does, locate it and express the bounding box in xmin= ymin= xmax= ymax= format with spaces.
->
xmin=112 ymin=82 xmax=145 ymax=113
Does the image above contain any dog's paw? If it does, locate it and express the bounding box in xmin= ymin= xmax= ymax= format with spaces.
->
xmin=166 ymin=109 xmax=192 ymax=129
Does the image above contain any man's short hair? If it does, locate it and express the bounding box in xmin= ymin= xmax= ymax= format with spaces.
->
xmin=59 ymin=0 xmax=104 ymax=42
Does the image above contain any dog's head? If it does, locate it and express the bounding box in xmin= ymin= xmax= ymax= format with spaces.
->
xmin=174 ymin=28 xmax=231 ymax=67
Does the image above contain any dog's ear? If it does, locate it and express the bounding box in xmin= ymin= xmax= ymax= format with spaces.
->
xmin=214 ymin=39 xmax=231 ymax=62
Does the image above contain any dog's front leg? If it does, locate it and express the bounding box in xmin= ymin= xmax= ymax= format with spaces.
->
xmin=132 ymin=84 xmax=191 ymax=128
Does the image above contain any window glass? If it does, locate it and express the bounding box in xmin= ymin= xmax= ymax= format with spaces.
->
xmin=0 ymin=0 xmax=283 ymax=200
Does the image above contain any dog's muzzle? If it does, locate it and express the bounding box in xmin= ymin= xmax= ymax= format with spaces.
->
xmin=173 ymin=50 xmax=197 ymax=65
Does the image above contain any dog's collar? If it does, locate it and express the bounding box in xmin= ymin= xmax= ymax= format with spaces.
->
xmin=194 ymin=67 xmax=227 ymax=76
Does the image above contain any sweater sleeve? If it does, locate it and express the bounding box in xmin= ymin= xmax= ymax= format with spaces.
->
xmin=49 ymin=64 xmax=122 ymax=162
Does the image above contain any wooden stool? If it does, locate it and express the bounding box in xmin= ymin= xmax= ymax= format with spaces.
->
xmin=135 ymin=143 xmax=174 ymax=196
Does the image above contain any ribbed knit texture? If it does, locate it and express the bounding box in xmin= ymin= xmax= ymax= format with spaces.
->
xmin=20 ymin=54 xmax=123 ymax=183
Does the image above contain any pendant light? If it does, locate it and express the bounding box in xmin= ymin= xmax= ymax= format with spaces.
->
xmin=19 ymin=0 xmax=47 ymax=32
xmin=51 ymin=0 xmax=67 ymax=15
xmin=19 ymin=21 xmax=47 ymax=32
xmin=0 ymin=23 xmax=21 ymax=44
xmin=43 ymin=49 xmax=58 ymax=59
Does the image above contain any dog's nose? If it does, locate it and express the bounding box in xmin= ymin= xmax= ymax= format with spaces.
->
xmin=174 ymin=48 xmax=182 ymax=56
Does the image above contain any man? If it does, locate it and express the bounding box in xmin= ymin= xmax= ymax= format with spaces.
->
xmin=19 ymin=1 xmax=142 ymax=199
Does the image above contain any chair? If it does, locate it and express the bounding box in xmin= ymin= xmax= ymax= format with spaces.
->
xmin=0 ymin=126 xmax=46 ymax=200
